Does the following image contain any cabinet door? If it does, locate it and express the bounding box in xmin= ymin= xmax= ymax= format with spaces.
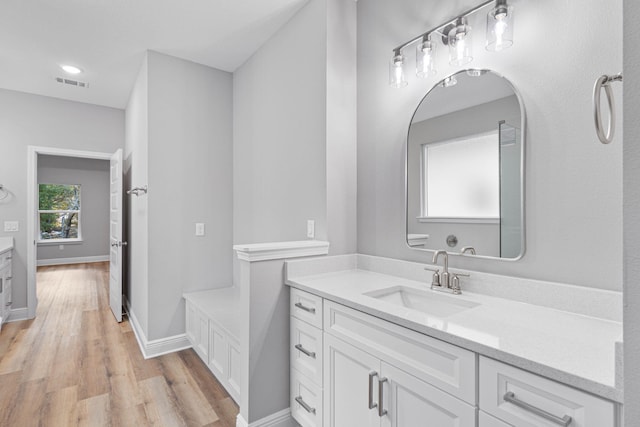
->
xmin=479 ymin=411 xmax=512 ymax=427
xmin=208 ymin=320 xmax=228 ymax=380
xmin=324 ymin=333 xmax=380 ymax=427
xmin=380 ymin=362 xmax=476 ymax=427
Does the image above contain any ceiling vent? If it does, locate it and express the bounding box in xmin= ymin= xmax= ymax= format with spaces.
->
xmin=55 ymin=77 xmax=89 ymax=88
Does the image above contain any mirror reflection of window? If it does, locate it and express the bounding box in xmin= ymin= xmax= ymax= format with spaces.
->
xmin=421 ymin=131 xmax=499 ymax=220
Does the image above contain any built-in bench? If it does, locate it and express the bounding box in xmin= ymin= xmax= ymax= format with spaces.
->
xmin=184 ymin=287 xmax=241 ymax=403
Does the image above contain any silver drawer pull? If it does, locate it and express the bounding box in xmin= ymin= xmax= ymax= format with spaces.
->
xmin=295 ymin=396 xmax=316 ymax=414
xmin=294 ymin=302 xmax=316 ymax=314
xmin=368 ymin=371 xmax=378 ymax=409
xmin=378 ymin=377 xmax=388 ymax=417
xmin=504 ymin=392 xmax=572 ymax=427
xmin=294 ymin=344 xmax=316 ymax=359
xmin=5 ymin=302 xmax=10 ymax=307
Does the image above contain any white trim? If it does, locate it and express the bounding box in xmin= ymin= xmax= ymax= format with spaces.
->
xmin=236 ymin=409 xmax=293 ymax=427
xmin=37 ymin=255 xmax=109 ymax=267
xmin=124 ymin=299 xmax=191 ymax=360
xmin=8 ymin=307 xmax=29 ymax=323
xmin=417 ymin=216 xmax=500 ymax=224
xmin=27 ymin=146 xmax=114 ymax=320
xmin=233 ymin=240 xmax=330 ymax=262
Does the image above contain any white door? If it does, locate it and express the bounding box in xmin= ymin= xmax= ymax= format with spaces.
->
xmin=379 ymin=362 xmax=477 ymax=427
xmin=109 ymin=149 xmax=124 ymax=322
xmin=323 ymin=333 xmax=380 ymax=427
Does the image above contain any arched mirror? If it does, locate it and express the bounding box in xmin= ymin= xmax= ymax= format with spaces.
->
xmin=406 ymin=69 xmax=525 ymax=259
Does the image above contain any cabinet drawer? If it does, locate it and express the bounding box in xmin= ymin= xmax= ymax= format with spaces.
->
xmin=324 ymin=300 xmax=476 ymax=404
xmin=291 ymin=368 xmax=322 ymax=427
xmin=291 ymin=288 xmax=323 ymax=329
xmin=479 ymin=411 xmax=512 ymax=427
xmin=480 ymin=356 xmax=615 ymax=427
xmin=291 ymin=317 xmax=323 ymax=386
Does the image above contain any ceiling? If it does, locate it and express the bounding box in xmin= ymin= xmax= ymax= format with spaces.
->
xmin=0 ymin=0 xmax=309 ymax=109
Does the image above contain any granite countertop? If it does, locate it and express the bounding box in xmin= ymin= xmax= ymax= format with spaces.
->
xmin=286 ymin=268 xmax=623 ymax=403
xmin=0 ymin=237 xmax=14 ymax=254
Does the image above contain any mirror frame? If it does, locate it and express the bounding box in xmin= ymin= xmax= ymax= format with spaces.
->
xmin=404 ymin=69 xmax=527 ymax=261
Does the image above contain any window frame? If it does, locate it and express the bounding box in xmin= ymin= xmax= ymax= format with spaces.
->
xmin=37 ymin=184 xmax=83 ymax=244
xmin=418 ymin=130 xmax=500 ymax=223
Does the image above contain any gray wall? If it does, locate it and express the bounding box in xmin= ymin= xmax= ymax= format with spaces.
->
xmin=37 ymin=155 xmax=110 ymax=261
xmin=356 ymin=0 xmax=623 ymax=291
xmin=126 ymin=51 xmax=234 ymax=341
xmin=624 ymin=0 xmax=640 ymax=423
xmin=0 ymin=89 xmax=124 ymax=309
xmin=407 ymin=96 xmax=520 ymax=256
xmin=233 ymin=0 xmax=328 ymax=246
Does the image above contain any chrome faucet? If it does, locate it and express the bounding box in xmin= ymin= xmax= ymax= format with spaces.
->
xmin=426 ymin=250 xmax=470 ymax=295
xmin=432 ymin=250 xmax=450 ymax=288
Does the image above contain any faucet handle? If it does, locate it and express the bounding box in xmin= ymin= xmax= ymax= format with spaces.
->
xmin=452 ymin=271 xmax=471 ymax=278
xmin=423 ymin=266 xmax=439 ymax=272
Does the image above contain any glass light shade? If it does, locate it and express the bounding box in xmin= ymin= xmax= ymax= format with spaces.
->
xmin=448 ymin=19 xmax=473 ymax=66
xmin=416 ymin=38 xmax=437 ymax=78
xmin=389 ymin=52 xmax=408 ymax=88
xmin=486 ymin=2 xmax=514 ymax=51
xmin=442 ymin=75 xmax=458 ymax=88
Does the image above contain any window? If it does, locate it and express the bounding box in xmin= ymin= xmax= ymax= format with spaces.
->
xmin=38 ymin=184 xmax=81 ymax=241
xmin=421 ymin=131 xmax=499 ymax=221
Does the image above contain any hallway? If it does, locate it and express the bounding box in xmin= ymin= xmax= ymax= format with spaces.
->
xmin=0 ymin=262 xmax=238 ymax=426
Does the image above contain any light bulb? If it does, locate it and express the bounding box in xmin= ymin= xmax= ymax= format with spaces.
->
xmin=448 ymin=18 xmax=473 ymax=66
xmin=389 ymin=52 xmax=408 ymax=88
xmin=416 ymin=36 xmax=437 ymax=78
xmin=486 ymin=1 xmax=514 ymax=52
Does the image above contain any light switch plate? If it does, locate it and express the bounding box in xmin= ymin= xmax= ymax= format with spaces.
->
xmin=4 ymin=221 xmax=19 ymax=232
xmin=307 ymin=220 xmax=315 ymax=239
xmin=195 ymin=223 xmax=205 ymax=237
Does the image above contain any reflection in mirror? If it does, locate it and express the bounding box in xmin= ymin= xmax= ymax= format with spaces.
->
xmin=406 ymin=69 xmax=524 ymax=259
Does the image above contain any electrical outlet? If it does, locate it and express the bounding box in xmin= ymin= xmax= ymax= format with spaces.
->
xmin=3 ymin=221 xmax=18 ymax=232
xmin=307 ymin=220 xmax=315 ymax=239
xmin=195 ymin=223 xmax=205 ymax=237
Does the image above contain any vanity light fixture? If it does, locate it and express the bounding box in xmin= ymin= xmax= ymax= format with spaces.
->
xmin=447 ymin=17 xmax=473 ymax=66
xmin=416 ymin=34 xmax=437 ymax=78
xmin=389 ymin=49 xmax=408 ymax=88
xmin=389 ymin=0 xmax=514 ymax=88
xmin=486 ymin=0 xmax=514 ymax=52
xmin=441 ymin=76 xmax=458 ymax=88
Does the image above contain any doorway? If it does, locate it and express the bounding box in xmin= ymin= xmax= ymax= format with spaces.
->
xmin=27 ymin=146 xmax=123 ymax=322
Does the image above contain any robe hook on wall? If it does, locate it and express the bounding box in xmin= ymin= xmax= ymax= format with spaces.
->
xmin=593 ymin=73 xmax=623 ymax=145
xmin=127 ymin=185 xmax=148 ymax=197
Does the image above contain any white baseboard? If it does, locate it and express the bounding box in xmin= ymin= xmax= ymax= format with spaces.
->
xmin=37 ymin=255 xmax=109 ymax=266
xmin=8 ymin=307 xmax=30 ymax=322
xmin=236 ymin=409 xmax=294 ymax=427
xmin=124 ymin=298 xmax=191 ymax=360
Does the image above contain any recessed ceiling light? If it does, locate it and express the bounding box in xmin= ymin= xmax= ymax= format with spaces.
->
xmin=60 ymin=64 xmax=83 ymax=75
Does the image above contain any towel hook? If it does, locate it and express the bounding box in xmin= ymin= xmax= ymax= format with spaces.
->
xmin=593 ymin=73 xmax=623 ymax=145
xmin=127 ymin=185 xmax=148 ymax=197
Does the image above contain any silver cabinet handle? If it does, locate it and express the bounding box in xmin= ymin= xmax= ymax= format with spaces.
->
xmin=294 ymin=344 xmax=316 ymax=359
xmin=504 ymin=392 xmax=572 ymax=426
xmin=5 ymin=302 xmax=10 ymax=307
xmin=368 ymin=371 xmax=378 ymax=409
xmin=294 ymin=302 xmax=316 ymax=314
xmin=6 ymin=277 xmax=11 ymax=280
xmin=378 ymin=377 xmax=388 ymax=417
xmin=295 ymin=396 xmax=316 ymax=414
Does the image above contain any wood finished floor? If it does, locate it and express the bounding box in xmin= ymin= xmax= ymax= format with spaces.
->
xmin=0 ymin=262 xmax=239 ymax=427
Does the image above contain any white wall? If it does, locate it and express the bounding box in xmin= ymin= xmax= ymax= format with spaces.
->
xmin=125 ymin=51 xmax=234 ymax=341
xmin=623 ymin=0 xmax=640 ymax=423
xmin=356 ymin=0 xmax=623 ymax=290
xmin=0 ymin=89 xmax=124 ymax=309
xmin=37 ymin=155 xmax=110 ymax=261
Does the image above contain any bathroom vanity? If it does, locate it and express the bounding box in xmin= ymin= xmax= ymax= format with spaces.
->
xmin=286 ymin=254 xmax=622 ymax=427
xmin=0 ymin=237 xmax=13 ymax=328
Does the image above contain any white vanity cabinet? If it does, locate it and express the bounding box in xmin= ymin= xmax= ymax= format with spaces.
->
xmin=289 ymin=287 xmax=621 ymax=427
xmin=0 ymin=248 xmax=13 ymax=326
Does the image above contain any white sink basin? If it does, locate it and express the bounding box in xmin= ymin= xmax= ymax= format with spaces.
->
xmin=364 ymin=285 xmax=480 ymax=318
